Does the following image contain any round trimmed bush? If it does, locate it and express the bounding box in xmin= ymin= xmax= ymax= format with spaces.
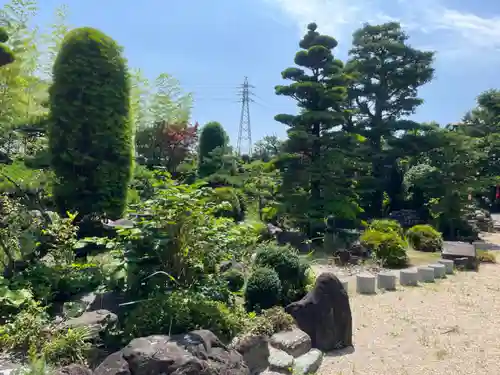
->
xmin=244 ymin=267 xmax=282 ymax=312
xmin=223 ymin=268 xmax=245 ymax=292
xmin=254 ymin=243 xmax=310 ymax=303
xmin=361 ymin=229 xmax=408 ymax=268
xmin=407 ymin=224 xmax=443 ymax=252
xmin=49 ymin=27 xmax=133 ymax=219
xmin=368 ymin=219 xmax=403 ymax=236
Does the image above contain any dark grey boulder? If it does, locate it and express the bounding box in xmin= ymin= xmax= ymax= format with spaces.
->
xmin=286 ymin=273 xmax=352 ymax=352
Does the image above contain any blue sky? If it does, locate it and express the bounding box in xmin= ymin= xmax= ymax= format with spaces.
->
xmin=12 ymin=0 xmax=500 ymax=154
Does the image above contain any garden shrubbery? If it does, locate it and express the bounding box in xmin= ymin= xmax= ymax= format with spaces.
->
xmin=213 ymin=186 xmax=244 ymax=221
xmin=253 ymin=242 xmax=310 ymax=305
xmin=407 ymin=224 xmax=443 ymax=252
xmin=223 ymin=268 xmax=245 ymax=292
xmin=49 ymin=27 xmax=133 ymax=220
xmin=367 ymin=219 xmax=403 ymax=236
xmin=124 ymin=290 xmax=247 ymax=342
xmin=244 ymin=267 xmax=282 ymax=312
xmin=361 ymin=229 xmax=409 ymax=268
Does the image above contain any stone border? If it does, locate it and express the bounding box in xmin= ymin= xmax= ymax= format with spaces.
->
xmin=339 ymin=257 xmax=475 ymax=295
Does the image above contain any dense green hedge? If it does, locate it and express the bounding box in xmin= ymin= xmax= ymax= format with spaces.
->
xmin=407 ymin=224 xmax=443 ymax=252
xmin=49 ymin=27 xmax=133 ymax=219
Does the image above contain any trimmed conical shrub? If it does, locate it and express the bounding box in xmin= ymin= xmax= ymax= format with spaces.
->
xmin=49 ymin=27 xmax=133 ymax=219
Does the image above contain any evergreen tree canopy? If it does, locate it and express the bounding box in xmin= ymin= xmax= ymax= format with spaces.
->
xmin=346 ymin=22 xmax=435 ymax=216
xmin=49 ymin=27 xmax=133 ymax=220
xmin=198 ymin=121 xmax=229 ymax=177
xmin=275 ymin=23 xmax=361 ymax=235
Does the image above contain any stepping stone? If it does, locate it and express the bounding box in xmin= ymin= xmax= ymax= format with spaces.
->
xmin=268 ymin=346 xmax=294 ymax=373
xmin=418 ymin=266 xmax=435 ymax=283
xmin=442 ymin=241 xmax=478 ymax=270
xmin=293 ymin=349 xmax=323 ymax=375
xmin=377 ymin=271 xmax=396 ymax=290
xmin=270 ymin=329 xmax=311 ymax=358
xmin=340 ymin=279 xmax=349 ymax=293
xmin=437 ymin=259 xmax=454 ymax=274
xmin=428 ymin=263 xmax=446 ymax=278
xmin=356 ymin=273 xmax=376 ymax=294
xmin=400 ymin=268 xmax=419 ymax=286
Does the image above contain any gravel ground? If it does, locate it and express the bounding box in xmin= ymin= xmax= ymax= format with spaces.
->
xmin=317 ymin=261 xmax=500 ymax=375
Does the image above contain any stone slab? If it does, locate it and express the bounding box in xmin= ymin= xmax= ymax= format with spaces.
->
xmin=268 ymin=346 xmax=294 ymax=373
xmin=356 ymin=273 xmax=376 ymax=294
xmin=442 ymin=241 xmax=476 ymax=257
xmin=293 ymin=349 xmax=323 ymax=375
xmin=270 ymin=329 xmax=311 ymax=358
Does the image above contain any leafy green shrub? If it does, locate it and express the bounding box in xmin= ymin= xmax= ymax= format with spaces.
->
xmin=254 ymin=243 xmax=310 ymax=304
xmin=49 ymin=27 xmax=133 ymax=220
xmin=361 ymin=229 xmax=408 ymax=268
xmin=124 ymin=291 xmax=247 ymax=342
xmin=368 ymin=219 xmax=403 ymax=236
xmin=244 ymin=267 xmax=282 ymax=312
xmin=0 ymin=302 xmax=48 ymax=351
xmin=0 ymin=161 xmax=52 ymax=195
xmin=103 ymin=176 xmax=260 ymax=299
xmin=407 ymin=224 xmax=443 ymax=252
xmin=12 ymin=262 xmax=103 ymax=304
xmin=477 ymin=250 xmax=496 ymax=263
xmin=0 ymin=277 xmax=33 ymax=320
xmin=42 ymin=327 xmax=92 ymax=366
xmin=246 ymin=306 xmax=295 ymax=336
xmin=213 ymin=187 xmax=244 ymax=221
xmin=0 ymin=300 xmax=93 ymax=366
xmin=223 ymin=269 xmax=245 ymax=292
xmin=198 ymin=122 xmax=228 ymax=177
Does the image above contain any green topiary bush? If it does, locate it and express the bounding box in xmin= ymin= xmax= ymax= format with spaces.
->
xmin=254 ymin=243 xmax=310 ymax=304
xmin=198 ymin=121 xmax=229 ymax=177
xmin=223 ymin=268 xmax=245 ymax=292
xmin=407 ymin=224 xmax=443 ymax=252
xmin=368 ymin=219 xmax=403 ymax=236
xmin=49 ymin=27 xmax=133 ymax=220
xmin=361 ymin=229 xmax=408 ymax=268
xmin=124 ymin=291 xmax=247 ymax=342
xmin=244 ymin=267 xmax=282 ymax=312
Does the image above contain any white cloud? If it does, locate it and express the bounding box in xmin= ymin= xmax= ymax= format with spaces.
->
xmin=263 ymin=0 xmax=500 ymax=60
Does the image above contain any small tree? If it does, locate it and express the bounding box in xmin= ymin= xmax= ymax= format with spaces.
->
xmin=198 ymin=121 xmax=229 ymax=177
xmin=253 ymin=135 xmax=283 ymax=162
xmin=275 ymin=23 xmax=360 ymax=235
xmin=49 ymin=27 xmax=133 ymax=219
xmin=136 ymin=120 xmax=198 ymax=174
xmin=347 ymin=22 xmax=434 ymax=217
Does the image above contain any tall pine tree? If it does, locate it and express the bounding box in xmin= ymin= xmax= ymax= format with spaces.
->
xmin=346 ymin=22 xmax=434 ymax=217
xmin=275 ymin=23 xmax=361 ymax=236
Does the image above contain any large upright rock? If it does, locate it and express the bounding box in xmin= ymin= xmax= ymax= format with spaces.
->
xmin=94 ymin=330 xmax=249 ymax=375
xmin=285 ymin=273 xmax=352 ymax=351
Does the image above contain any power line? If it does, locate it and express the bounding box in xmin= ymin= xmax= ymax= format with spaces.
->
xmin=237 ymin=77 xmax=253 ymax=156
